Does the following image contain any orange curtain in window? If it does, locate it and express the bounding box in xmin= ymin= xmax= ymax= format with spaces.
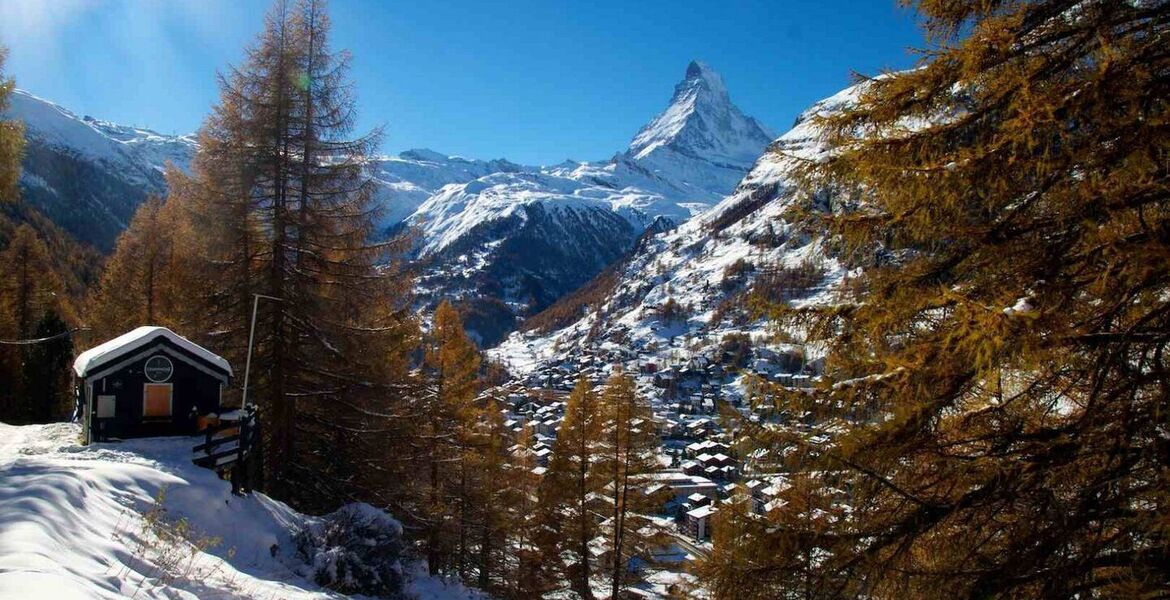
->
xmin=144 ymin=384 xmax=172 ymax=417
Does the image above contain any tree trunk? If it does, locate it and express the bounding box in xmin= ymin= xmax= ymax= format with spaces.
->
xmin=578 ymin=432 xmax=593 ymax=600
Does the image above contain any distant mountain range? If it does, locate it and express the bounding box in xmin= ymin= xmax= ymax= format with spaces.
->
xmin=391 ymin=61 xmax=775 ymax=343
xmin=3 ymin=61 xmax=774 ymax=345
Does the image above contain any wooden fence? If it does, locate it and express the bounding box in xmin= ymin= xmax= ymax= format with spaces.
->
xmin=192 ymin=408 xmax=259 ymax=494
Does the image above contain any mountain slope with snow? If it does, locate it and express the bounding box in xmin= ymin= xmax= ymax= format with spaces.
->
xmin=490 ymin=80 xmax=865 ymax=387
xmin=405 ymin=61 xmax=773 ymax=257
xmin=0 ymin=422 xmax=480 ymax=600
xmin=6 ymin=90 xmax=196 ymax=251
xmin=371 ymin=149 xmax=527 ymax=229
xmin=5 ymin=91 xmax=506 ymax=253
xmin=404 ymin=62 xmax=774 ymax=344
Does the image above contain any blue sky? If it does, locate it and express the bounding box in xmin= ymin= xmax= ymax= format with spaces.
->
xmin=0 ymin=0 xmax=922 ymax=165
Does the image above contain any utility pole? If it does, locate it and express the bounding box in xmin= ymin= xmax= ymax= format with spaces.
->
xmin=241 ymin=294 xmax=284 ymax=409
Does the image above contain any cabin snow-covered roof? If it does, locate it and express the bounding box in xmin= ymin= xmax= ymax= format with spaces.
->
xmin=74 ymin=326 xmax=232 ymax=378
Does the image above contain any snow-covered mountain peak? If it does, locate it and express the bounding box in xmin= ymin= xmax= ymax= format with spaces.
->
xmin=627 ymin=61 xmax=773 ymax=169
xmin=7 ymin=89 xmax=195 ymax=171
xmin=683 ymin=60 xmax=729 ymax=100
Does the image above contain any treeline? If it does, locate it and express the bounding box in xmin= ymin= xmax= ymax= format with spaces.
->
xmin=702 ymin=0 xmax=1170 ymax=598
xmin=0 ymin=46 xmax=92 ymax=424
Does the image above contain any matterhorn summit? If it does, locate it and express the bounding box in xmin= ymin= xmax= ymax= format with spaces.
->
xmin=625 ymin=61 xmax=775 ymax=198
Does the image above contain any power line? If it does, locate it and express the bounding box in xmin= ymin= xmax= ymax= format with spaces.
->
xmin=0 ymin=327 xmax=90 ymax=346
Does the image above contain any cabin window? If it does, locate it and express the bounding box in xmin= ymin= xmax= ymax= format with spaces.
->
xmin=143 ymin=383 xmax=173 ymax=418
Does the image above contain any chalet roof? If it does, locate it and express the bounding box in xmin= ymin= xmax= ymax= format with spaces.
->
xmin=686 ymin=504 xmax=716 ymax=520
xmin=644 ymin=483 xmax=667 ymax=495
xmin=74 ymin=326 xmax=232 ymax=378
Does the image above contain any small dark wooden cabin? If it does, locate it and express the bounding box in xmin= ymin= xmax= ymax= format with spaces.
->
xmin=74 ymin=327 xmax=232 ymax=444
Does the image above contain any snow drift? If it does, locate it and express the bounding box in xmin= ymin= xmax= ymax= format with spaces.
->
xmin=0 ymin=422 xmax=480 ymax=600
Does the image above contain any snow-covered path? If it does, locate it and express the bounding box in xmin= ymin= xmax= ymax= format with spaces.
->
xmin=0 ymin=422 xmax=477 ymax=600
xmin=0 ymin=421 xmax=45 ymax=464
xmin=0 ymin=422 xmax=334 ymax=599
xmin=0 ymin=425 xmax=25 ymax=463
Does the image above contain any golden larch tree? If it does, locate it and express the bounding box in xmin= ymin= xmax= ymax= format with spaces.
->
xmin=540 ymin=376 xmax=607 ymax=600
xmin=705 ymin=0 xmax=1170 ymax=598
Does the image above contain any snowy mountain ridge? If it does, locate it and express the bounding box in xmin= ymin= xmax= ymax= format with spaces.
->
xmin=369 ymin=149 xmax=527 ymax=227
xmin=490 ymin=79 xmax=867 ymax=389
xmin=5 ymin=90 xmax=197 ymax=250
xmin=401 ymin=61 xmax=775 ymax=259
xmin=399 ymin=62 xmax=776 ymax=344
xmin=9 ymin=89 xmax=196 ymax=179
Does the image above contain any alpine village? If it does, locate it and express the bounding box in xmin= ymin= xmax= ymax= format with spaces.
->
xmin=0 ymin=1 xmax=1168 ymax=599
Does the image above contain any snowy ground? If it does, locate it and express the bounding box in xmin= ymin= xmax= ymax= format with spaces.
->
xmin=0 ymin=422 xmax=477 ymax=600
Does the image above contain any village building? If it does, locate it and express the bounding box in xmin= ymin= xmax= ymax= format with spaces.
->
xmin=685 ymin=504 xmax=717 ymax=540
xmin=687 ymin=492 xmax=712 ymax=508
xmin=651 ymin=472 xmax=720 ymax=504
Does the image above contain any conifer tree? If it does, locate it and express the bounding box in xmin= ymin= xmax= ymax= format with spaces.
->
xmin=503 ymin=421 xmax=557 ymax=599
xmin=598 ymin=369 xmax=664 ymax=598
xmin=704 ymin=1 xmax=1170 ymax=597
xmin=0 ymin=43 xmax=22 ymax=418
xmin=465 ymin=392 xmax=534 ymax=594
xmin=23 ymin=310 xmax=73 ymax=422
xmin=0 ymin=225 xmax=72 ymax=423
xmin=468 ymin=395 xmax=505 ymax=590
xmin=0 ymin=45 xmax=22 ymax=206
xmin=88 ymin=196 xmax=180 ymax=339
xmin=540 ymin=376 xmax=606 ymax=599
xmin=412 ymin=299 xmax=481 ymax=576
xmin=162 ymin=0 xmax=416 ymax=509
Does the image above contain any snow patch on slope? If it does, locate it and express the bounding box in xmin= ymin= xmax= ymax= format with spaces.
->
xmin=0 ymin=422 xmax=480 ymax=600
xmin=370 ymin=149 xmax=526 ymax=228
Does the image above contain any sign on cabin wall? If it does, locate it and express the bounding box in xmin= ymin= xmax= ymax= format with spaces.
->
xmin=96 ymin=395 xmax=116 ymax=419
xmin=144 ymin=355 xmax=174 ymax=382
